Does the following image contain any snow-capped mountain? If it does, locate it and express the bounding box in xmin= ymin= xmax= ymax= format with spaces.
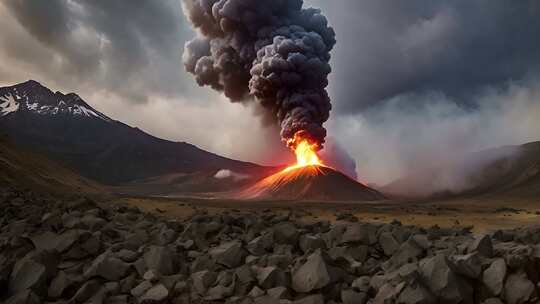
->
xmin=0 ymin=80 xmax=266 ymax=185
xmin=0 ymin=80 xmax=110 ymax=120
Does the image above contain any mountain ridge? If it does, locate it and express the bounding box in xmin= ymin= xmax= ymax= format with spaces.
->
xmin=0 ymin=80 xmax=269 ymax=185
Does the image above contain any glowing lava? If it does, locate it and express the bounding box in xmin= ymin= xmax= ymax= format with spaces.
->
xmin=284 ymin=140 xmax=323 ymax=172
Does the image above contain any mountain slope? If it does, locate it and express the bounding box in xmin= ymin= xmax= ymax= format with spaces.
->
xmin=383 ymin=141 xmax=540 ymax=199
xmin=0 ymin=80 xmax=267 ymax=185
xmin=238 ymin=165 xmax=384 ymax=201
xmin=0 ymin=134 xmax=106 ymax=194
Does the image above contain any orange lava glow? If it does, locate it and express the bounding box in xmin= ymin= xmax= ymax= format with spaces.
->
xmin=283 ymin=139 xmax=323 ymax=172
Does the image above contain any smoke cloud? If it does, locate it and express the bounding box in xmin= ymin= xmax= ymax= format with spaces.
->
xmin=182 ymin=0 xmax=335 ymax=150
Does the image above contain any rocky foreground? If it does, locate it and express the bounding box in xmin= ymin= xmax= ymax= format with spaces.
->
xmin=1 ymin=189 xmax=540 ymax=304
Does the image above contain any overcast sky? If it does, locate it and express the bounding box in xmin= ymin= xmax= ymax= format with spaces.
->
xmin=1 ymin=0 xmax=540 ymax=186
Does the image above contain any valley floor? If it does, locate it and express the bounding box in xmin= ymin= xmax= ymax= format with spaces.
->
xmin=117 ymin=193 xmax=540 ymax=234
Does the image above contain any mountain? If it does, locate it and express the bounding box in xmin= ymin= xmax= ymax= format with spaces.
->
xmin=0 ymin=134 xmax=106 ymax=195
xmin=0 ymin=80 xmax=268 ymax=185
xmin=238 ymin=165 xmax=384 ymax=201
xmin=383 ymin=141 xmax=540 ymax=199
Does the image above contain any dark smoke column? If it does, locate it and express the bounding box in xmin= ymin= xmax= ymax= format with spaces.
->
xmin=182 ymin=0 xmax=335 ymax=150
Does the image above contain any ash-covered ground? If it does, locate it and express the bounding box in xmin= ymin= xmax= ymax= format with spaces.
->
xmin=2 ymin=188 xmax=540 ymax=304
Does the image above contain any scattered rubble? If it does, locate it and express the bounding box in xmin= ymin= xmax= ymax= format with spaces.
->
xmin=1 ymin=188 xmax=540 ymax=304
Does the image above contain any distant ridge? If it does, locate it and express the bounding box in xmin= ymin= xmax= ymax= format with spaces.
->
xmin=0 ymin=80 xmax=268 ymax=185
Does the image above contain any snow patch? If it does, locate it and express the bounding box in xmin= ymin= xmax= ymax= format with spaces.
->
xmin=0 ymin=94 xmax=20 ymax=116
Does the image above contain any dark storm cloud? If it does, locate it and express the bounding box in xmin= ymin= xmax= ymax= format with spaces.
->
xmin=3 ymin=0 xmax=192 ymax=102
xmin=308 ymin=0 xmax=540 ymax=113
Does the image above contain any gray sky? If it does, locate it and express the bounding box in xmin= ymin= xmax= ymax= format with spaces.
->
xmin=1 ymin=0 xmax=540 ymax=186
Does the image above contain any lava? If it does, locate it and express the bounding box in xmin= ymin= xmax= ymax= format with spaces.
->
xmin=283 ymin=139 xmax=324 ymax=172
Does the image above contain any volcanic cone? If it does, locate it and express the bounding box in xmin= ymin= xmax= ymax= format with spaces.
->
xmin=238 ymin=165 xmax=383 ymax=201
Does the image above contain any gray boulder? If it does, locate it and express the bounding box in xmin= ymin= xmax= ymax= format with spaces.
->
xmin=5 ymin=290 xmax=41 ymax=304
xmin=256 ymin=266 xmax=289 ymax=289
xmin=209 ymin=241 xmax=246 ymax=268
xmin=8 ymin=256 xmax=46 ymax=295
xmin=267 ymin=286 xmax=291 ymax=300
xmin=379 ymin=232 xmax=400 ymax=256
xmin=139 ymin=284 xmax=169 ymax=303
xmin=341 ymin=223 xmax=377 ymax=245
xmin=482 ymin=258 xmax=506 ymax=296
xmin=84 ymin=251 xmax=131 ymax=281
xmin=449 ymin=253 xmax=482 ymax=279
xmin=397 ymin=284 xmax=435 ymax=304
xmin=273 ymin=223 xmax=299 ymax=245
xmin=504 ymin=272 xmax=534 ymax=304
xmin=341 ymin=289 xmax=368 ymax=304
xmin=48 ymin=270 xmax=71 ymax=298
xmin=191 ymin=270 xmax=217 ymax=295
xmin=468 ymin=235 xmax=493 ymax=258
xmin=419 ymin=254 xmax=472 ymax=304
xmin=299 ymin=235 xmax=326 ymax=253
xmin=293 ymin=294 xmax=324 ymax=304
xmin=247 ymin=233 xmax=274 ymax=256
xmin=292 ymin=250 xmax=341 ymax=293
xmin=143 ymin=246 xmax=177 ymax=275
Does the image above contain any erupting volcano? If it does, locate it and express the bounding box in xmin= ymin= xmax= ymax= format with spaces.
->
xmin=239 ymin=134 xmax=383 ymax=201
xmin=182 ymin=0 xmax=382 ymax=201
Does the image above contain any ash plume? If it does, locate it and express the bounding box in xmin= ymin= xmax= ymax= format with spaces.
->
xmin=182 ymin=0 xmax=335 ymax=150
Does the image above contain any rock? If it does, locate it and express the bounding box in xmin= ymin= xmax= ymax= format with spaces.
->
xmin=116 ymin=249 xmax=139 ymax=263
xmin=351 ymin=276 xmax=371 ymax=293
xmin=341 ymin=223 xmax=376 ymax=245
xmin=8 ymin=256 xmax=47 ymax=295
xmin=84 ymin=251 xmax=131 ymax=281
xmin=206 ymin=283 xmax=235 ymax=301
xmin=293 ymin=294 xmax=324 ymax=304
xmin=139 ymin=284 xmax=169 ymax=303
xmin=397 ymin=284 xmax=435 ymax=304
xmin=209 ymin=241 xmax=246 ymax=268
xmin=254 ymin=295 xmax=280 ymax=304
xmin=107 ymin=295 xmax=129 ymax=304
xmin=191 ymin=270 xmax=217 ymax=295
xmin=143 ymin=246 xmax=177 ymax=275
xmin=131 ymin=281 xmax=153 ymax=298
xmin=419 ymin=254 xmax=472 ymax=304
xmin=341 ymin=289 xmax=368 ymax=304
xmin=374 ymin=283 xmax=405 ymax=304
xmin=504 ymin=272 xmax=534 ymax=304
xmin=468 ymin=235 xmax=493 ymax=258
xmin=449 ymin=253 xmax=482 ymax=279
xmin=256 ymin=266 xmax=289 ymax=289
xmin=143 ymin=270 xmax=160 ymax=283
xmin=384 ymin=237 xmax=425 ymax=271
xmin=71 ymin=280 xmax=102 ymax=303
xmin=30 ymin=231 xmax=59 ymax=251
xmin=248 ymin=286 xmax=266 ymax=298
xmin=5 ymin=290 xmax=41 ymax=304
xmin=292 ymin=250 xmax=340 ymax=293
xmin=481 ymin=298 xmax=504 ymax=304
xmin=48 ymin=270 xmax=71 ymax=298
xmin=273 ymin=223 xmax=299 ymax=245
xmin=105 ymin=281 xmax=120 ymax=295
xmin=299 ymin=235 xmax=326 ymax=253
xmin=482 ymin=258 xmax=506 ymax=296
xmin=247 ymin=233 xmax=274 ymax=256
xmin=379 ymin=232 xmax=400 ymax=256
xmin=267 ymin=286 xmax=291 ymax=300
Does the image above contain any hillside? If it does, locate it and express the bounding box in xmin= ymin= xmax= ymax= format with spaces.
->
xmin=0 ymin=80 xmax=268 ymax=185
xmin=0 ymin=135 xmax=106 ymax=195
xmin=383 ymin=141 xmax=540 ymax=199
